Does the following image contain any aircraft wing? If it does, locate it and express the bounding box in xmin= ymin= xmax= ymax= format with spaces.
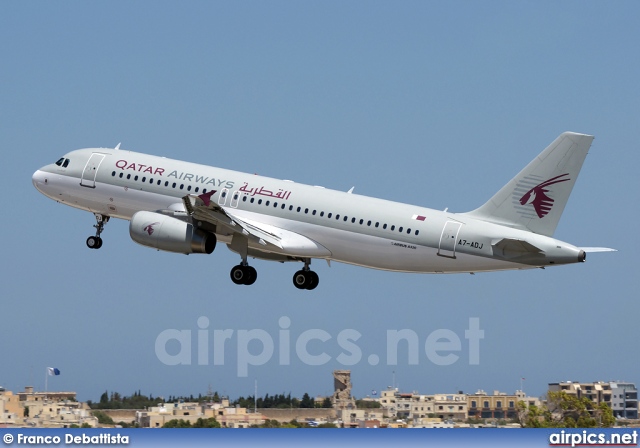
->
xmin=182 ymin=192 xmax=331 ymax=257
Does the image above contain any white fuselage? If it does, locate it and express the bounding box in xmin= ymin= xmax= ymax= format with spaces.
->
xmin=32 ymin=148 xmax=585 ymax=274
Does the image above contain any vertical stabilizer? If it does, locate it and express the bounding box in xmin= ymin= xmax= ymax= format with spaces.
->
xmin=464 ymin=132 xmax=594 ymax=237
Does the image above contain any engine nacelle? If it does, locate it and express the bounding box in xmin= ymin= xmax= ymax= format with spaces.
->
xmin=129 ymin=211 xmax=216 ymax=254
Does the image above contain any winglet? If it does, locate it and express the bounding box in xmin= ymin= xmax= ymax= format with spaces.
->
xmin=115 ymin=143 xmax=121 ymax=150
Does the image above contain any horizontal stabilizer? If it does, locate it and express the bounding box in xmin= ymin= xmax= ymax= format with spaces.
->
xmin=580 ymin=247 xmax=617 ymax=253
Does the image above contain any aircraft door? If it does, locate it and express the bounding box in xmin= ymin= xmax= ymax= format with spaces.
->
xmin=438 ymin=221 xmax=462 ymax=258
xmin=218 ymin=188 xmax=229 ymax=206
xmin=230 ymin=190 xmax=240 ymax=208
xmin=80 ymin=153 xmax=106 ymax=188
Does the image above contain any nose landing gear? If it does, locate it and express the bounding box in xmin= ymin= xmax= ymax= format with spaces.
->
xmin=86 ymin=214 xmax=109 ymax=249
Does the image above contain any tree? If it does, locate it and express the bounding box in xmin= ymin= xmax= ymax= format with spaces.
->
xmin=162 ymin=419 xmax=192 ymax=428
xmin=300 ymin=393 xmax=314 ymax=408
xmin=321 ymin=397 xmax=333 ymax=408
xmin=517 ymin=392 xmax=615 ymax=428
xmin=192 ymin=417 xmax=221 ymax=428
xmin=92 ymin=411 xmax=115 ymax=425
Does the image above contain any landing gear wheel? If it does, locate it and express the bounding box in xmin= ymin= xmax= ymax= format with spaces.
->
xmin=87 ymin=214 xmax=109 ymax=250
xmin=245 ymin=266 xmax=257 ymax=285
xmin=293 ymin=270 xmax=308 ymax=289
xmin=86 ymin=236 xmax=102 ymax=249
xmin=230 ymin=265 xmax=247 ymax=285
xmin=306 ymin=271 xmax=319 ymax=290
xmin=230 ymin=265 xmax=257 ymax=285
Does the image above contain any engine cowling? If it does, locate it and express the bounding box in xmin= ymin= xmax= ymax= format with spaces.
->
xmin=129 ymin=211 xmax=216 ymax=254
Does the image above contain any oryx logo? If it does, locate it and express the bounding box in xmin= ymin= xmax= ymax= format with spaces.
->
xmin=518 ymin=173 xmax=570 ymax=218
xmin=144 ymin=222 xmax=160 ymax=235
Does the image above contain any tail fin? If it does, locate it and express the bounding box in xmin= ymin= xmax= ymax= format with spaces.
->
xmin=464 ymin=132 xmax=594 ymax=237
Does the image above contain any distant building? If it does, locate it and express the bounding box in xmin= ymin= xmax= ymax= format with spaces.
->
xmin=18 ymin=386 xmax=77 ymax=403
xmin=0 ymin=386 xmax=96 ymax=428
xmin=548 ymin=381 xmax=638 ymax=419
xmin=332 ymin=370 xmax=356 ymax=410
xmin=136 ymin=400 xmax=265 ymax=428
xmin=377 ymin=388 xmax=467 ymax=422
xmin=0 ymin=388 xmax=23 ymax=426
xmin=467 ymin=390 xmax=520 ymax=420
xmin=610 ymin=383 xmax=637 ymax=419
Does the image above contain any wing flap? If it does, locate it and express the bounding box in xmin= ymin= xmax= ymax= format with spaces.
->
xmin=182 ymin=194 xmax=331 ymax=257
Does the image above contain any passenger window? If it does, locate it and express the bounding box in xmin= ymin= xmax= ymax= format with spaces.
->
xmin=195 ymin=187 xmax=199 ymax=192
xmin=312 ymin=210 xmax=317 ymax=215
xmin=383 ymin=224 xmax=387 ymax=229
xmin=327 ymin=213 xmax=332 ymax=218
xmin=187 ymin=185 xmax=192 ymax=191
xmin=127 ymin=174 xmax=131 ymax=180
xmin=336 ymin=214 xmax=340 ymax=220
xmin=305 ymin=208 xmax=309 ymax=214
xmin=391 ymin=225 xmax=395 ymax=231
xmin=258 ymin=199 xmax=263 ymax=205
xmin=297 ymin=207 xmax=301 ymax=212
xmin=266 ymin=201 xmax=270 ymax=206
xmin=134 ymin=175 xmax=138 ymax=181
xmin=407 ymin=228 xmax=411 ymax=234
xmin=289 ymin=205 xmax=293 ymax=211
xmin=367 ymin=220 xmax=371 ymax=226
xmin=149 ymin=178 xmax=153 ymax=183
xmin=359 ymin=219 xmax=364 ymax=225
xmin=399 ymin=227 xmax=403 ymax=232
xmin=320 ymin=212 xmax=324 ymax=217
xmin=180 ymin=184 xmax=184 ymax=190
xmin=242 ymin=196 xmax=247 ymax=202
xmin=352 ymin=218 xmax=356 ymax=223
xmin=281 ymin=204 xmax=286 ymax=209
xmin=203 ymin=189 xmax=207 ymax=194
xmin=165 ymin=181 xmax=169 ymax=186
xmin=415 ymin=230 xmax=419 ymax=235
xmin=273 ymin=202 xmax=278 ymax=208
xmin=119 ymin=173 xmax=123 ymax=178
xmin=142 ymin=177 xmax=146 ymax=182
xmin=172 ymin=183 xmax=176 ymax=188
xmin=343 ymin=216 xmax=348 ymax=222
xmin=375 ymin=222 xmax=379 ymax=228
xmin=251 ymin=198 xmax=255 ymax=203
xmin=111 ymin=171 xmax=116 ymax=177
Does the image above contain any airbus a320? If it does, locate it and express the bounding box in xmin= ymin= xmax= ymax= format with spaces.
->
xmin=32 ymin=132 xmax=614 ymax=290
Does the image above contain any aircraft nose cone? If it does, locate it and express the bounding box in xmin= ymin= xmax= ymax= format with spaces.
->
xmin=32 ymin=169 xmax=48 ymax=193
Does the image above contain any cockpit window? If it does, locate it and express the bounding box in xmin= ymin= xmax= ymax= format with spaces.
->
xmin=55 ymin=158 xmax=70 ymax=168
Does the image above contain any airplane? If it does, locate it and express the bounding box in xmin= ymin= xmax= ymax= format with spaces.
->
xmin=32 ymin=132 xmax=614 ymax=290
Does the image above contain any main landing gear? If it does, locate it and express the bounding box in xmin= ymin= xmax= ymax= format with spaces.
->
xmin=292 ymin=259 xmax=319 ymax=290
xmin=230 ymin=264 xmax=257 ymax=286
xmin=86 ymin=214 xmax=109 ymax=249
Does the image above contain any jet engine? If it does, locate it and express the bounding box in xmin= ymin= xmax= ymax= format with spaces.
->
xmin=129 ymin=211 xmax=216 ymax=254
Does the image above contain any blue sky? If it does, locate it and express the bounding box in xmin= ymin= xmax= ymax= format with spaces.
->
xmin=1 ymin=1 xmax=638 ymax=403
